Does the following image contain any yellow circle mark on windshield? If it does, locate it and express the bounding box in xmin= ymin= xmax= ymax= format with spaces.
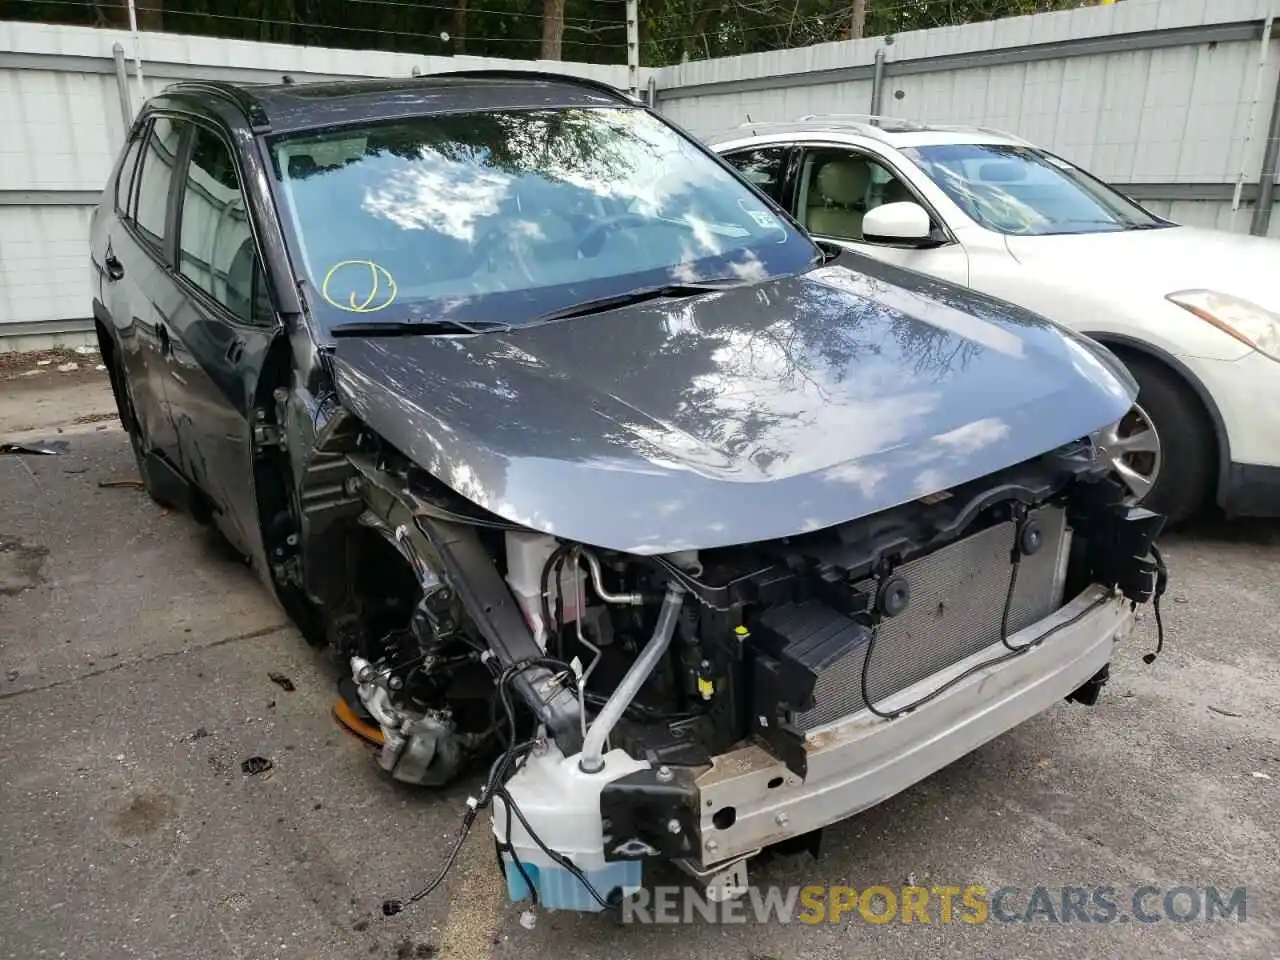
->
xmin=321 ymin=260 xmax=398 ymax=313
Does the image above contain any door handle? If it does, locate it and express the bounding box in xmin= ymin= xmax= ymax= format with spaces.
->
xmin=225 ymin=335 xmax=245 ymax=365
xmin=104 ymin=253 xmax=125 ymax=282
xmin=156 ymin=321 xmax=172 ymax=357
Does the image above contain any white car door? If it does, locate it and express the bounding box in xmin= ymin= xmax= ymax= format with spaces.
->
xmin=789 ymin=144 xmax=971 ymax=286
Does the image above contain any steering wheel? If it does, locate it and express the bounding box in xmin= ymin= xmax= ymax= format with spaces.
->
xmin=467 ymin=225 xmax=528 ymax=278
xmin=573 ymin=213 xmax=654 ymax=258
xmin=979 ymin=191 xmax=1042 ymax=235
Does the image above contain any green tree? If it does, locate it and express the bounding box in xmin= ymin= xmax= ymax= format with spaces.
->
xmin=0 ymin=0 xmax=1102 ymax=67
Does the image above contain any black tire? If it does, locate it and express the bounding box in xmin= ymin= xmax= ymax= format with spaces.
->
xmin=110 ymin=346 xmax=174 ymax=508
xmin=1121 ymin=353 xmax=1216 ymax=525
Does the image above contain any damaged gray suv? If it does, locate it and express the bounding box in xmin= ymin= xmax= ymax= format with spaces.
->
xmin=89 ymin=71 xmax=1168 ymax=915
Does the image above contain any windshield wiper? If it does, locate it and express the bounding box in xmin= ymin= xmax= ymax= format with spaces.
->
xmin=330 ymin=318 xmax=512 ymax=338
xmin=529 ymin=280 xmax=746 ymax=325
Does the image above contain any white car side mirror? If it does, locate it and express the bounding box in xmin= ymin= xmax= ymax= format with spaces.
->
xmin=862 ymin=201 xmax=933 ymax=244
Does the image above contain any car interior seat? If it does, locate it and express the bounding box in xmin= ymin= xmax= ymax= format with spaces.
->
xmin=287 ymin=154 xmax=319 ymax=179
xmin=805 ymin=159 xmax=872 ymax=239
xmin=880 ymin=177 xmax=915 ymax=206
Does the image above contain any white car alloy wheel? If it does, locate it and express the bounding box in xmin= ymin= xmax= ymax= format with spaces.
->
xmin=1096 ymin=404 xmax=1162 ymax=505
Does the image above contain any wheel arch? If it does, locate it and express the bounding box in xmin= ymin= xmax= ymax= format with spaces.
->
xmin=248 ymin=332 xmax=356 ymax=646
xmin=92 ymin=302 xmax=133 ymax=430
xmin=1084 ymin=331 xmax=1230 ymax=507
xmin=249 ymin=331 xmax=304 ymax=568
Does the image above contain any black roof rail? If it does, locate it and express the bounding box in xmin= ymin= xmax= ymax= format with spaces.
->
xmin=160 ymin=79 xmax=273 ymax=132
xmin=419 ymin=68 xmax=642 ymax=106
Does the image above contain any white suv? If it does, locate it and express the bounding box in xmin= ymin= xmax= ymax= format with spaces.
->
xmin=709 ymin=116 xmax=1280 ymax=523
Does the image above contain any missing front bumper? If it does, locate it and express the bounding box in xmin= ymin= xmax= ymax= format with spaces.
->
xmin=497 ymin=586 xmax=1132 ymax=909
xmin=690 ymin=585 xmax=1131 ymax=866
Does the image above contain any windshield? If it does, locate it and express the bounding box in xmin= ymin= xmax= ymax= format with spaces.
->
xmin=902 ymin=143 xmax=1172 ymax=236
xmin=268 ymin=107 xmax=817 ymax=333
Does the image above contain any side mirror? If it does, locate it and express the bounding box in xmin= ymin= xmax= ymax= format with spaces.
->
xmin=862 ymin=201 xmax=933 ymax=245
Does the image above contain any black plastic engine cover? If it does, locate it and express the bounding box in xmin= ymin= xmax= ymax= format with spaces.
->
xmin=1069 ymin=499 xmax=1167 ymax=603
xmin=751 ymin=599 xmax=873 ymax=712
xmin=747 ymin=600 xmax=873 ymax=778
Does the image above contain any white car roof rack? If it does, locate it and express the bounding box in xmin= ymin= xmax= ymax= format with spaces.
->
xmin=709 ymin=113 xmax=1035 ymax=148
xmin=795 ymin=112 xmax=925 ymax=128
xmin=707 ymin=115 xmax=906 ymax=144
xmin=798 ymin=113 xmax=1034 ymax=144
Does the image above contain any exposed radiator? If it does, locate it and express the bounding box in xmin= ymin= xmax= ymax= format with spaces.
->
xmin=791 ymin=507 xmax=1071 ymax=733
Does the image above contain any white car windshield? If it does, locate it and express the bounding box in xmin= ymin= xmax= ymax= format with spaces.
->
xmin=268 ymin=106 xmax=816 ymax=332
xmin=903 ymin=143 xmax=1171 ymax=236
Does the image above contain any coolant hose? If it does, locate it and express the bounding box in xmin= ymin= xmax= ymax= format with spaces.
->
xmin=578 ymin=582 xmax=686 ymax=773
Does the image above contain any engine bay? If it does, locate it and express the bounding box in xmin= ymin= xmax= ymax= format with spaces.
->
xmin=279 ymin=402 xmax=1167 ymax=914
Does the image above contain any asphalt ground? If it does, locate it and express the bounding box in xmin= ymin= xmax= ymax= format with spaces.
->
xmin=1 ymin=363 xmax=1277 ymax=959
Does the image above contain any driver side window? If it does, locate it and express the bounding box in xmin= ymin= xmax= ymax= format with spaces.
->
xmin=796 ymin=148 xmax=921 ymax=243
xmin=177 ymin=125 xmax=271 ymax=323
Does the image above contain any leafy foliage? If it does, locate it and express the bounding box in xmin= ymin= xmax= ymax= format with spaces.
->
xmin=1 ymin=0 xmax=1092 ymax=66
xmin=643 ymin=1 xmax=1086 ymax=65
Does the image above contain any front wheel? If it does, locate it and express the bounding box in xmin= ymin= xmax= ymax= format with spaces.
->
xmin=1111 ymin=355 xmax=1215 ymax=525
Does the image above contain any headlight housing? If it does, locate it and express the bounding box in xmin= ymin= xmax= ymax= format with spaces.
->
xmin=1166 ymin=289 xmax=1280 ymax=362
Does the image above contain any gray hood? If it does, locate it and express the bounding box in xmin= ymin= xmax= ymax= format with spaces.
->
xmin=332 ymin=254 xmax=1134 ymax=554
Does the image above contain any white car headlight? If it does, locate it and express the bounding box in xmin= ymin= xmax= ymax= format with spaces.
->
xmin=1166 ymin=289 xmax=1280 ymax=362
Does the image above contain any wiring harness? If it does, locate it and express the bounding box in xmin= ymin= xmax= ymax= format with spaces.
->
xmin=381 ymin=655 xmax=619 ymax=917
xmin=861 ymin=514 xmax=1169 ymax=721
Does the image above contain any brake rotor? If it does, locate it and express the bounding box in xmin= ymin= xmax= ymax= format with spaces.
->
xmin=332 ymin=677 xmax=383 ymax=747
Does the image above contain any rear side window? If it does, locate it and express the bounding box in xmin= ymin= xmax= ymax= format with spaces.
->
xmin=133 ymin=117 xmax=185 ymax=248
xmin=722 ymin=146 xmax=789 ymax=202
xmin=177 ymin=125 xmax=264 ymax=322
xmin=114 ymin=136 xmax=144 ymax=215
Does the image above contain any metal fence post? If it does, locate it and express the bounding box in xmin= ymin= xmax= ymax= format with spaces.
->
xmin=870 ymin=46 xmax=886 ymax=115
xmin=126 ymin=0 xmax=146 ymax=105
xmin=626 ymin=0 xmax=640 ymax=98
xmin=112 ymin=42 xmax=133 ymax=137
xmin=1229 ymin=15 xmax=1273 ymax=232
xmin=1250 ymin=65 xmax=1280 ymax=236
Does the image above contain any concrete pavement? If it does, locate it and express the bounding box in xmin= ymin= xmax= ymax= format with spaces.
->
xmin=1 ymin=367 xmax=1277 ymax=959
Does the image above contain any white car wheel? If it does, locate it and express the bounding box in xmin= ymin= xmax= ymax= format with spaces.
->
xmin=1098 ymin=403 xmax=1162 ymax=506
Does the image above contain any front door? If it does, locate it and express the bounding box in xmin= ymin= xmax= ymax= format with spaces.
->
xmin=105 ymin=115 xmax=190 ymax=469
xmin=163 ymin=121 xmax=278 ymax=558
xmin=790 ymin=146 xmax=970 ymax=286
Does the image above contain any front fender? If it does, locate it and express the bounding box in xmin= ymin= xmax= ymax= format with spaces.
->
xmin=972 ymin=260 xmax=1252 ymax=363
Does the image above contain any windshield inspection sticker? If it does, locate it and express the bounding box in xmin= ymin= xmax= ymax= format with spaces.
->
xmin=747 ymin=210 xmax=781 ymax=229
xmin=321 ymin=259 xmax=398 ymax=313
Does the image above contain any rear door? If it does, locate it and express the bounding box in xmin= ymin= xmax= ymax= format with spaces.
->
xmin=727 ymin=143 xmax=971 ymax=286
xmin=103 ymin=115 xmax=190 ymax=468
xmin=92 ymin=129 xmax=142 ymax=354
xmin=164 ymin=120 xmax=278 ymax=557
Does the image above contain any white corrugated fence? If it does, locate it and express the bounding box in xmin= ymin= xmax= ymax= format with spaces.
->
xmin=654 ymin=0 xmax=1280 ymax=240
xmin=0 ymin=20 xmax=635 ymax=350
xmin=3 ymin=0 xmax=1279 ymax=349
